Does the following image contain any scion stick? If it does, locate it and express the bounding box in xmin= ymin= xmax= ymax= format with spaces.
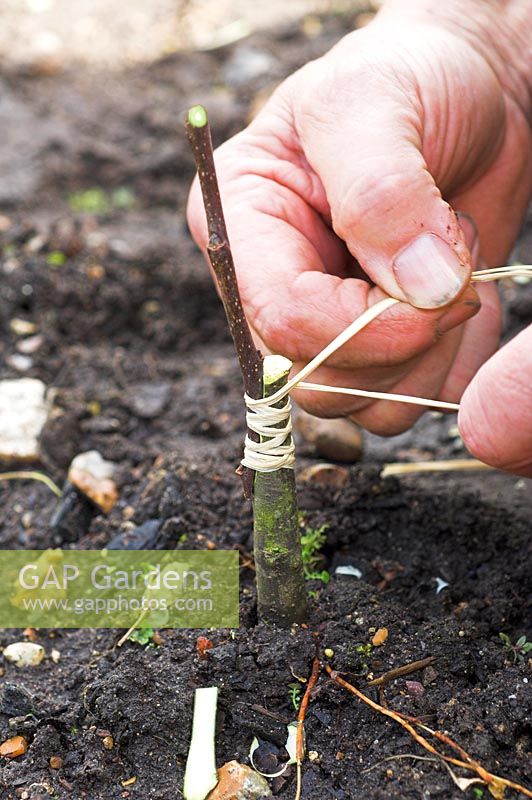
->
xmin=185 ymin=106 xmax=306 ymax=624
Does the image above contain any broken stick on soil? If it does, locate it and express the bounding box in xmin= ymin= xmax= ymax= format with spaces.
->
xmin=366 ymin=656 xmax=437 ymax=688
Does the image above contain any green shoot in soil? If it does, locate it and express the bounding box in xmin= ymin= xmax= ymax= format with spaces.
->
xmin=129 ymin=627 xmax=156 ymax=647
xmin=499 ymin=632 xmax=532 ymax=664
xmin=300 ymin=517 xmax=330 ymax=583
xmin=288 ymin=683 xmax=303 ymax=712
xmin=68 ymin=186 xmax=136 ymax=214
xmin=356 ymin=642 xmax=373 ymax=674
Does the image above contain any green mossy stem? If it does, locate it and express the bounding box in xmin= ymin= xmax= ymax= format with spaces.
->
xmin=253 ymin=356 xmax=307 ymax=625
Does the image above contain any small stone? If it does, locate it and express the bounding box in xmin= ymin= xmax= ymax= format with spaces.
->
xmin=17 ymin=334 xmax=44 ymax=355
xmin=22 ymin=628 xmax=37 ymax=641
xmin=372 ymin=628 xmax=389 ymax=647
xmin=21 ymin=512 xmax=33 ymax=529
xmin=102 ymin=735 xmax=114 ymax=750
xmin=207 ymin=761 xmax=271 ymax=799
xmin=51 ymin=649 xmax=61 ymax=663
xmin=68 ymin=450 xmax=118 ymax=514
xmin=324 ymin=648 xmax=334 ymax=658
xmin=121 ymin=777 xmax=137 ymax=787
xmin=299 ymin=463 xmax=349 ymax=489
xmin=3 ymin=642 xmax=45 ymax=667
xmin=435 ymin=577 xmax=449 ymax=594
xmin=49 ymin=755 xmax=63 ymax=769
xmin=9 ymin=319 xmax=38 ymax=336
xmin=6 ymin=354 xmax=33 ymax=372
xmin=0 ymin=735 xmax=28 ymax=758
xmin=308 ymin=751 xmax=319 ymax=762
xmin=0 ymin=379 xmax=50 ymax=461
xmin=296 ymin=411 xmax=363 ymax=463
xmin=126 ymin=382 xmax=171 ymax=419
xmin=448 ymin=424 xmax=460 ymax=439
xmin=87 ymin=264 xmax=105 ymax=280
xmin=335 ymin=565 xmax=362 ymax=579
xmin=405 ymin=680 xmax=425 ymax=698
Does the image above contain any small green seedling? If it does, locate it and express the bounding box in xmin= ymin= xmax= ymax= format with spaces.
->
xmin=499 ymin=632 xmax=532 ymax=664
xmin=288 ymin=682 xmax=303 ymax=712
xmin=300 ymin=518 xmax=330 ymax=583
xmin=356 ymin=642 xmax=373 ymax=674
xmin=129 ymin=627 xmax=156 ymax=647
xmin=46 ymin=250 xmax=67 ymax=267
xmin=68 ymin=186 xmax=136 ymax=215
xmin=472 ymin=788 xmax=484 ymax=799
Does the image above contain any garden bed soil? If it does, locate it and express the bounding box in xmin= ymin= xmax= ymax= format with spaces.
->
xmin=0 ymin=7 xmax=531 ymax=800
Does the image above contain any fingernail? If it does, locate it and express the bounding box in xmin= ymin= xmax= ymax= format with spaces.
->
xmin=393 ymin=232 xmax=468 ymax=309
xmin=437 ymin=286 xmax=480 ymax=335
xmin=456 ymin=211 xmax=479 ymax=265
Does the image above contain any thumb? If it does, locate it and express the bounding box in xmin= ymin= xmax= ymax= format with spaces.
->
xmin=458 ymin=326 xmax=532 ymax=476
xmin=293 ymin=76 xmax=471 ymax=309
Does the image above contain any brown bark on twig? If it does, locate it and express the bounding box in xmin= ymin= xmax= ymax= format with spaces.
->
xmin=185 ymin=105 xmax=262 ymax=497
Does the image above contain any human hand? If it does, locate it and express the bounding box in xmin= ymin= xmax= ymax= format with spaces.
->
xmin=459 ymin=324 xmax=532 ymax=476
xmin=187 ymin=1 xmax=532 ymax=435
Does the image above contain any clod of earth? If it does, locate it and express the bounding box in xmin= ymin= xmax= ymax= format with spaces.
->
xmin=0 ymin=683 xmax=35 ymax=717
xmin=106 ymin=518 xmax=162 ymax=550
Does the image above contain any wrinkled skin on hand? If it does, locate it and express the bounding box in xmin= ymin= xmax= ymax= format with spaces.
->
xmin=187 ymin=10 xmax=532 ymax=471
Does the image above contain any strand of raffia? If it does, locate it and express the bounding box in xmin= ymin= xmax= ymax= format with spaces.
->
xmin=241 ymin=266 xmax=532 ymax=472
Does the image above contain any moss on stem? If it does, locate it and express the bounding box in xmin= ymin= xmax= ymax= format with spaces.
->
xmin=253 ymin=356 xmax=306 ymax=625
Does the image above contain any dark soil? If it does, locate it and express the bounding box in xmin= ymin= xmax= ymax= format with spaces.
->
xmin=1 ymin=7 xmax=531 ymax=800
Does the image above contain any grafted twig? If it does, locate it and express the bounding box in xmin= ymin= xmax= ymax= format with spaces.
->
xmin=185 ymin=105 xmax=262 ymax=497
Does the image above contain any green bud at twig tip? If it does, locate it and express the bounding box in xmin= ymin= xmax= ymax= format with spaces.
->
xmin=187 ymin=105 xmax=208 ymax=128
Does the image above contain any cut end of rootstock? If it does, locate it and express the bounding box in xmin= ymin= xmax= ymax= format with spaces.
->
xmin=263 ymin=354 xmax=292 ymax=386
xmin=187 ymin=105 xmax=208 ymax=128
